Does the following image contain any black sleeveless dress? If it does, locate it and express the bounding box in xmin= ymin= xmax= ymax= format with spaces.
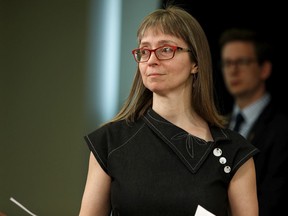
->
xmin=84 ymin=108 xmax=259 ymax=216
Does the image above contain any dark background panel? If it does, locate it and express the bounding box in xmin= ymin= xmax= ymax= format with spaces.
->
xmin=162 ymin=0 xmax=287 ymax=114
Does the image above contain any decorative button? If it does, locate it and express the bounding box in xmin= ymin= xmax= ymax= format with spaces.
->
xmin=213 ymin=148 xmax=222 ymax=157
xmin=224 ymin=166 xmax=231 ymax=173
xmin=219 ymin=157 xmax=227 ymax=164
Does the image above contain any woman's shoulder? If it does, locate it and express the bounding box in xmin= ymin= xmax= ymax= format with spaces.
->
xmin=212 ymin=126 xmax=248 ymax=143
xmin=85 ymin=119 xmax=146 ymax=142
xmin=213 ymin=126 xmax=259 ymax=175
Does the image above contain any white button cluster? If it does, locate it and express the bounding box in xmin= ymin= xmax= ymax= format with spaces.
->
xmin=213 ymin=148 xmax=231 ymax=173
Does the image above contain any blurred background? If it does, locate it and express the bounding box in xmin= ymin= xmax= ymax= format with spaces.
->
xmin=1 ymin=0 xmax=160 ymax=215
xmin=1 ymin=0 xmax=286 ymax=215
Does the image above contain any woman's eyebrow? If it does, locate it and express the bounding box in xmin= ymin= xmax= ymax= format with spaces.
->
xmin=139 ymin=40 xmax=176 ymax=46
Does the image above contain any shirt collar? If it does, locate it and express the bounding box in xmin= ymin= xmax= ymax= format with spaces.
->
xmin=232 ymin=93 xmax=271 ymax=124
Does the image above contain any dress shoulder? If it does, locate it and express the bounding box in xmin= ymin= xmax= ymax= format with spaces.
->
xmin=84 ymin=120 xmax=146 ymax=174
xmin=218 ymin=127 xmax=259 ymax=176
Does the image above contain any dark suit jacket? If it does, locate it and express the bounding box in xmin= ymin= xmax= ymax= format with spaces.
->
xmin=228 ymin=99 xmax=288 ymax=216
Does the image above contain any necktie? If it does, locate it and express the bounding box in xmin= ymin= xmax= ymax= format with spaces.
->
xmin=233 ymin=113 xmax=244 ymax=132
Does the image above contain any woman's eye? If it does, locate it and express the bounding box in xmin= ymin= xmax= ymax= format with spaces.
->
xmin=142 ymin=50 xmax=149 ymax=55
xmin=162 ymin=47 xmax=173 ymax=53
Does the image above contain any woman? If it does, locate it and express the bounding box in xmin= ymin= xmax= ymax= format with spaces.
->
xmin=79 ymin=5 xmax=259 ymax=216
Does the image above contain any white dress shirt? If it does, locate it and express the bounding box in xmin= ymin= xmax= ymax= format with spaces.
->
xmin=229 ymin=93 xmax=271 ymax=138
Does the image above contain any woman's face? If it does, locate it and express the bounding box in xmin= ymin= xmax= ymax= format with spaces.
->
xmin=138 ymin=28 xmax=197 ymax=96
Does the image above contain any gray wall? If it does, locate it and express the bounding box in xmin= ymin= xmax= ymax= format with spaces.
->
xmin=0 ymin=0 xmax=160 ymax=215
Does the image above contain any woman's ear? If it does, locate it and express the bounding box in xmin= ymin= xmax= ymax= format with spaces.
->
xmin=191 ymin=63 xmax=198 ymax=74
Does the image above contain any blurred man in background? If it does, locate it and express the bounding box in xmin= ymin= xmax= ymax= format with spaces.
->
xmin=219 ymin=28 xmax=288 ymax=216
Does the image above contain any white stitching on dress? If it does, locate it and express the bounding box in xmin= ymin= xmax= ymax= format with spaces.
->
xmin=107 ymin=123 xmax=146 ymax=158
xmin=143 ymin=116 xmax=212 ymax=171
xmin=232 ymin=148 xmax=259 ymax=171
xmin=85 ymin=135 xmax=107 ymax=169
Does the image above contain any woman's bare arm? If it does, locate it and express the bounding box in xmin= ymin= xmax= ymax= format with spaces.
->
xmin=79 ymin=152 xmax=111 ymax=216
xmin=228 ymin=158 xmax=258 ymax=216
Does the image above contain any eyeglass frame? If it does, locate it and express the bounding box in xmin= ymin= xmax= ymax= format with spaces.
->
xmin=131 ymin=45 xmax=192 ymax=63
xmin=221 ymin=58 xmax=258 ymax=69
